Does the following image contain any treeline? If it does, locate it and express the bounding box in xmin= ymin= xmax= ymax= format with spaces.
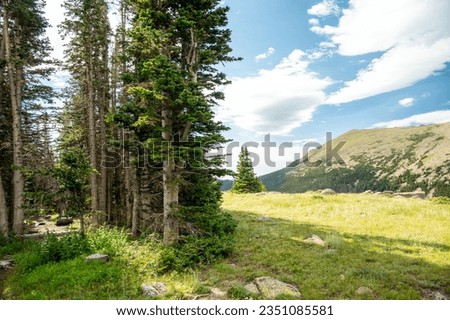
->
xmin=279 ymin=163 xmax=450 ymax=196
xmin=0 ymin=0 xmax=238 ymax=252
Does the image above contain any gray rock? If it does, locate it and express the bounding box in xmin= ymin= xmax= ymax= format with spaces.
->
xmin=0 ymin=260 xmax=14 ymax=269
xmin=85 ymin=253 xmax=109 ymax=263
xmin=210 ymin=287 xmax=227 ymax=299
xmin=245 ymin=277 xmax=301 ymax=299
xmin=394 ymin=191 xmax=426 ymax=199
xmin=304 ymin=234 xmax=326 ymax=247
xmin=432 ymin=292 xmax=447 ymax=300
xmin=321 ymin=188 xmax=336 ymax=195
xmin=35 ymin=221 xmax=46 ymax=226
xmin=244 ymin=283 xmax=260 ymax=295
xmin=141 ymin=282 xmax=167 ymax=297
xmin=356 ymin=286 xmax=373 ymax=295
xmin=56 ymin=217 xmax=73 ymax=226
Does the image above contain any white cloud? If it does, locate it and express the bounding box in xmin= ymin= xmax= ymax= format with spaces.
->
xmin=218 ymin=50 xmax=333 ymax=135
xmin=307 ymin=0 xmax=340 ymax=17
xmin=371 ymin=110 xmax=450 ymax=128
xmin=308 ymin=18 xmax=320 ymax=26
xmin=255 ymin=47 xmax=276 ymax=62
xmin=398 ymin=97 xmax=415 ymax=107
xmin=316 ymin=0 xmax=450 ymax=104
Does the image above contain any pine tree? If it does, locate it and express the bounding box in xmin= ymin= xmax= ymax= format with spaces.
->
xmin=115 ymin=0 xmax=238 ymax=243
xmin=60 ymin=0 xmax=111 ymax=224
xmin=1 ymin=0 xmax=54 ymax=236
xmin=232 ymin=147 xmax=266 ymax=194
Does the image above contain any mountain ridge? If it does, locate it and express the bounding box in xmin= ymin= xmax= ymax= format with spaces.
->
xmin=260 ymin=122 xmax=450 ymax=196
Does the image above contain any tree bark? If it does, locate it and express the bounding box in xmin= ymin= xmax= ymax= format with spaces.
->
xmin=131 ymin=163 xmax=140 ymax=239
xmin=0 ymin=175 xmax=8 ymax=239
xmin=162 ymin=108 xmax=179 ymax=245
xmin=86 ymin=39 xmax=98 ymax=221
xmin=3 ymin=9 xmax=25 ymax=236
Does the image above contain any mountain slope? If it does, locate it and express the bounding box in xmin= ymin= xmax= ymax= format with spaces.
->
xmin=260 ymin=122 xmax=450 ymax=196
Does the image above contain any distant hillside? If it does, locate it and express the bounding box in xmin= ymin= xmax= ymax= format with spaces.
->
xmin=260 ymin=122 xmax=450 ymax=196
xmin=219 ymin=179 xmax=234 ymax=191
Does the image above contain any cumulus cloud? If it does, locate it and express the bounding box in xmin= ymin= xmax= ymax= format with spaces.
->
xmin=218 ymin=50 xmax=333 ymax=135
xmin=371 ymin=110 xmax=450 ymax=128
xmin=307 ymin=0 xmax=340 ymax=17
xmin=398 ymin=97 xmax=415 ymax=107
xmin=255 ymin=47 xmax=276 ymax=62
xmin=316 ymin=0 xmax=450 ymax=104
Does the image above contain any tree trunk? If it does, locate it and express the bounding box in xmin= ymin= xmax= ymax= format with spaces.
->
xmin=86 ymin=40 xmax=98 ymax=221
xmin=0 ymin=175 xmax=8 ymax=239
xmin=3 ymin=10 xmax=25 ymax=236
xmin=162 ymin=108 xmax=179 ymax=245
xmin=97 ymin=0 xmax=109 ymax=224
xmin=131 ymin=163 xmax=140 ymax=239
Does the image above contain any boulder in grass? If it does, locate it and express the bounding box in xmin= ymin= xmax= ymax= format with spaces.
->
xmin=304 ymin=234 xmax=326 ymax=247
xmin=321 ymin=188 xmax=336 ymax=195
xmin=0 ymin=260 xmax=14 ymax=269
xmin=85 ymin=253 xmax=109 ymax=263
xmin=244 ymin=277 xmax=301 ymax=299
xmin=56 ymin=217 xmax=73 ymax=226
xmin=141 ymin=282 xmax=167 ymax=297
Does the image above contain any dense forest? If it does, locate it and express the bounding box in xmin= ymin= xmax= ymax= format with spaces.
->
xmin=0 ymin=0 xmax=238 ymax=252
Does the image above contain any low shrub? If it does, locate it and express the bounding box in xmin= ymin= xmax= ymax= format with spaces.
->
xmin=159 ymin=234 xmax=235 ymax=272
xmin=86 ymin=227 xmax=129 ymax=257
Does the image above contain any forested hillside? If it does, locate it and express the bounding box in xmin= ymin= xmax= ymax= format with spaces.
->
xmin=1 ymin=0 xmax=237 ymax=250
xmin=260 ymin=123 xmax=450 ymax=196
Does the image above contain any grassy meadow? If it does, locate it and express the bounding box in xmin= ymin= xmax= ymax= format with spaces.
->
xmin=206 ymin=192 xmax=450 ymax=299
xmin=1 ymin=192 xmax=449 ymax=299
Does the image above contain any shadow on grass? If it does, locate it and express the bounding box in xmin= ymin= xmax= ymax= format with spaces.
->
xmin=205 ymin=209 xmax=450 ymax=300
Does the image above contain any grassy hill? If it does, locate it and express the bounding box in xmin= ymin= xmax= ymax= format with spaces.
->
xmin=260 ymin=122 xmax=450 ymax=196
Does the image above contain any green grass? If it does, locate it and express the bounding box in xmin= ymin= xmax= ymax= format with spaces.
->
xmin=201 ymin=192 xmax=450 ymax=299
xmin=2 ymin=192 xmax=450 ymax=299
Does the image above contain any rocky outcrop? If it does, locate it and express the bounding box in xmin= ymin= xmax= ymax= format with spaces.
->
xmin=304 ymin=234 xmax=326 ymax=247
xmin=394 ymin=191 xmax=426 ymax=199
xmin=244 ymin=277 xmax=301 ymax=299
xmin=85 ymin=253 xmax=109 ymax=263
xmin=141 ymin=282 xmax=167 ymax=297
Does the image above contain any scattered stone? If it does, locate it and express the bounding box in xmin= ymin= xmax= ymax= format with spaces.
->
xmin=141 ymin=282 xmax=167 ymax=297
xmin=85 ymin=253 xmax=109 ymax=263
xmin=362 ymin=190 xmax=373 ymax=194
xmin=321 ymin=188 xmax=336 ymax=195
xmin=56 ymin=217 xmax=73 ymax=226
xmin=44 ymin=215 xmax=52 ymax=220
xmin=356 ymin=286 xmax=373 ymax=295
xmin=245 ymin=277 xmax=301 ymax=299
xmin=339 ymin=274 xmax=345 ymax=281
xmin=35 ymin=221 xmax=46 ymax=226
xmin=433 ymin=292 xmax=447 ymax=300
xmin=382 ymin=191 xmax=394 ymax=194
xmin=0 ymin=260 xmax=14 ymax=269
xmin=210 ymin=287 xmax=227 ymax=299
xmin=394 ymin=191 xmax=426 ymax=199
xmin=244 ymin=283 xmax=260 ymax=295
xmin=304 ymin=234 xmax=326 ymax=247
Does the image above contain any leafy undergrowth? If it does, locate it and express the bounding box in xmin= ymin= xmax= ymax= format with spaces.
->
xmin=2 ymin=192 xmax=450 ymax=299
xmin=201 ymin=192 xmax=450 ymax=300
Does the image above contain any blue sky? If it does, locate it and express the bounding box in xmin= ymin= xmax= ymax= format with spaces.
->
xmin=45 ymin=0 xmax=450 ymax=176
xmin=214 ymin=0 xmax=450 ymax=175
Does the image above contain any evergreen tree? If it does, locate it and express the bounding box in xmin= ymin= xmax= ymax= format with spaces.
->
xmin=115 ymin=0 xmax=238 ymax=243
xmin=1 ymin=0 xmax=54 ymax=236
xmin=232 ymin=147 xmax=266 ymax=194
